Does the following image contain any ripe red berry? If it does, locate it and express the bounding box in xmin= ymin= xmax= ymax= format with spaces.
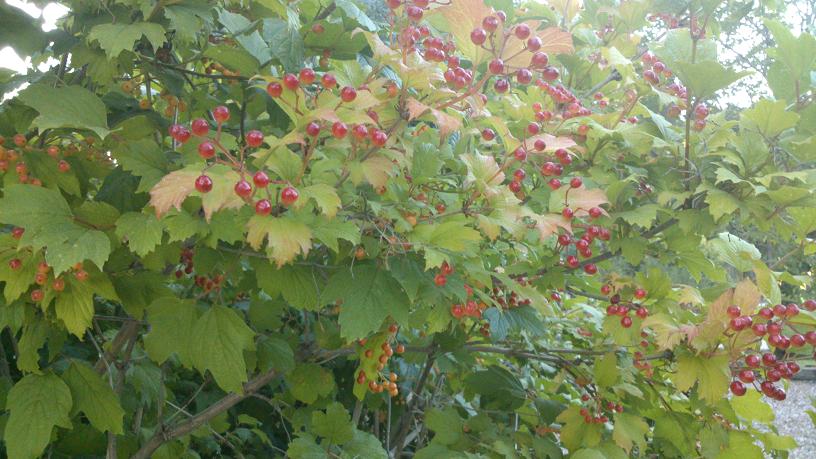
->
xmin=803 ymin=299 xmax=816 ymax=311
xmin=482 ymin=16 xmax=499 ymax=32
xmin=331 ymin=122 xmax=348 ymax=139
xmin=758 ymin=307 xmax=773 ymax=319
xmin=541 ymin=66 xmax=559 ymax=81
xmin=562 ymin=207 xmax=574 ymax=219
xmin=570 ymin=177 xmax=583 ymax=188
xmin=730 ymin=381 xmax=746 ymax=396
xmin=198 ymin=142 xmax=215 ymax=159
xmin=253 ymin=171 xmax=270 ymax=188
xmin=584 ymin=263 xmax=598 ymax=275
xmin=52 ymin=278 xmax=65 ymax=292
xmin=195 ymin=175 xmax=213 ymax=193
xmin=513 ymin=169 xmax=526 ymax=181
xmin=213 ymin=106 xmax=230 ymax=123
xmin=531 ymin=52 xmax=549 ymax=68
xmin=471 ymin=28 xmax=487 ymax=45
xmin=191 ymin=118 xmax=209 ymax=136
xmin=321 ymin=73 xmax=337 ymax=89
xmin=440 ymin=261 xmax=453 ymax=275
xmin=508 ymin=180 xmax=521 ymax=193
xmin=58 ymin=160 xmax=71 ymax=172
xmin=406 ymin=5 xmax=423 ymax=21
xmin=514 ymin=24 xmax=531 ymax=39
xmin=527 ymin=36 xmax=542 ymax=51
xmin=726 ymin=305 xmax=741 ymax=318
xmin=351 ymin=124 xmax=368 ymax=140
xmin=513 ymin=146 xmax=527 ymax=161
xmin=8 ymin=259 xmax=22 ymax=270
xmin=620 ymin=316 xmax=633 ymax=328
xmin=306 ymin=122 xmax=321 ymax=137
xmin=488 ymin=59 xmax=504 ymax=74
xmin=299 ymin=68 xmax=316 ymax=85
xmin=745 ymin=354 xmax=760 ymax=368
xmin=482 ymin=128 xmax=495 ymax=141
xmin=281 ymin=186 xmax=299 ymax=206
xmin=601 ymin=284 xmax=612 ymax=295
xmin=267 ymin=81 xmax=284 ymax=97
xmin=246 ymin=130 xmax=264 ymax=147
xmin=11 ymin=227 xmax=24 ymax=239
xmin=31 ymin=289 xmax=44 ymax=302
xmin=516 ymin=68 xmax=533 ymax=84
xmin=527 ymin=122 xmax=540 ymax=135
xmin=548 ymin=178 xmax=561 ymax=190
xmin=234 ymin=180 xmax=252 ymax=198
xmin=371 ymin=130 xmax=388 ymax=146
xmin=340 ymin=86 xmax=357 ymax=102
xmin=494 ymin=79 xmax=509 ymax=93
xmin=283 ymin=74 xmax=299 ymax=90
xmin=534 ymin=139 xmax=546 ymax=151
xmin=255 ymin=199 xmax=272 ymax=216
xmin=589 ymin=207 xmax=603 ymax=218
xmin=636 ymin=307 xmax=649 ymax=319
xmin=761 ymin=353 xmax=776 ymax=366
xmin=434 ymin=273 xmax=447 ymax=287
xmin=451 ymin=303 xmax=464 ymax=318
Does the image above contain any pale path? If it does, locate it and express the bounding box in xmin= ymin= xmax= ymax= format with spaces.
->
xmin=768 ymin=380 xmax=816 ymax=458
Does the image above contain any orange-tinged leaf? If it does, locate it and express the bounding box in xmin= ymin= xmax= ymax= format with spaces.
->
xmin=149 ymin=168 xmax=199 ymax=218
xmin=405 ymin=98 xmax=462 ymax=137
xmin=428 ymin=0 xmax=494 ymax=65
xmin=361 ymin=156 xmax=394 ymax=189
xmin=199 ymin=165 xmax=245 ymax=221
xmin=527 ymin=133 xmax=578 ymax=153
xmin=565 ymin=186 xmax=609 ymax=216
xmin=533 ymin=213 xmax=572 ymax=240
xmin=503 ymin=25 xmax=574 ymax=67
xmin=463 ymin=152 xmax=505 ymax=196
xmin=537 ymin=27 xmax=575 ymax=55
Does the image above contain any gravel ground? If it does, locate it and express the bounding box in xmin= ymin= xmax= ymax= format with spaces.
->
xmin=768 ymin=380 xmax=816 ymax=458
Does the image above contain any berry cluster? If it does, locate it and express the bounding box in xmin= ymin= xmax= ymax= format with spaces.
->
xmin=8 ymin=255 xmax=86 ymax=303
xmin=357 ymin=324 xmax=405 ymax=397
xmin=728 ymin=301 xmax=816 ymax=400
xmin=603 ymin=288 xmax=649 ymax=328
xmin=579 ymin=392 xmax=624 ymax=424
xmin=0 ymin=135 xmax=81 ymax=186
xmin=172 ymin=247 xmax=224 ymax=294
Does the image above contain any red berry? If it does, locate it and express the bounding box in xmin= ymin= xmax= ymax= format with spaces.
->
xmin=730 ymin=381 xmax=746 ymax=396
xmin=281 ymin=186 xmax=299 ymax=206
xmin=562 ymin=207 xmax=574 ymax=219
xmin=514 ymin=24 xmax=531 ymax=39
xmin=508 ymin=180 xmax=521 ymax=193
xmin=636 ymin=307 xmax=648 ymax=319
xmin=513 ymin=169 xmax=526 ymax=181
xmin=255 ymin=199 xmax=272 ymax=216
xmin=253 ymin=171 xmax=270 ymax=188
xmin=321 ymin=73 xmax=337 ymax=89
xmin=738 ymin=369 xmax=755 ymax=383
xmin=299 ymin=68 xmax=316 ymax=85
xmin=589 ymin=207 xmax=603 ymax=218
xmin=620 ymin=316 xmax=633 ymax=328
xmin=758 ymin=307 xmax=773 ymax=319
xmin=482 ymin=16 xmax=499 ymax=32
xmin=761 ymin=353 xmax=776 ymax=366
xmin=58 ymin=160 xmax=71 ymax=172
xmin=726 ymin=305 xmax=741 ymax=318
xmin=531 ymin=52 xmax=549 ymax=68
xmin=489 ymin=59 xmax=504 ymax=74
xmin=213 ymin=106 xmax=230 ymax=123
xmin=482 ymin=128 xmax=495 ymax=141
xmin=541 ymin=66 xmax=559 ymax=81
xmin=527 ymin=36 xmax=542 ymax=51
xmin=434 ymin=273 xmax=447 ymax=287
xmin=283 ymin=74 xmax=299 ymax=90
xmin=745 ymin=354 xmax=760 ymax=368
xmin=470 ymin=28 xmax=487 ymax=45
xmin=351 ymin=124 xmax=368 ymax=140
xmin=547 ymin=178 xmax=561 ymax=190
xmin=234 ymin=180 xmax=252 ymax=198
xmin=570 ymin=177 xmax=582 ymax=188
xmin=195 ymin=175 xmax=213 ymax=193
xmin=803 ymin=299 xmax=816 ymax=311
xmin=371 ymin=130 xmax=388 ymax=147
xmin=534 ymin=139 xmax=546 ymax=151
xmin=516 ymin=68 xmax=533 ymax=84
xmin=340 ymin=86 xmax=357 ymax=102
xmin=8 ymin=259 xmax=21 ymax=270
xmin=513 ymin=147 xmax=527 ymax=161
xmin=31 ymin=289 xmax=44 ymax=302
xmin=246 ymin=130 xmax=264 ymax=147
xmin=494 ymin=79 xmax=509 ymax=93
xmin=451 ymin=304 xmax=464 ymax=318
xmin=332 ymin=122 xmax=348 ymax=139
xmin=11 ymin=227 xmax=24 ymax=239
xmin=406 ymin=5 xmax=423 ymax=21
xmin=191 ymin=118 xmax=209 ymax=136
xmin=198 ymin=141 xmax=215 ymax=159
xmin=267 ymin=82 xmax=283 ymax=97
xmin=306 ymin=122 xmax=321 ymax=137
xmin=440 ymin=261 xmax=454 ymax=275
xmin=584 ymin=264 xmax=597 ymax=275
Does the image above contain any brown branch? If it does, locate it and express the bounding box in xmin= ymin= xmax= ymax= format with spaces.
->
xmin=391 ymin=348 xmax=436 ymax=457
xmin=131 ymin=368 xmax=278 ymax=459
xmin=94 ymin=319 xmax=142 ymax=374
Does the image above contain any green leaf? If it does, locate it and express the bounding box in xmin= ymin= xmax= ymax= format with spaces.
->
xmin=670 ymin=353 xmax=730 ymax=403
xmin=4 ymin=373 xmax=72 ymax=459
xmin=62 ymin=361 xmax=124 ymax=434
xmin=287 ymin=435 xmax=328 ymax=459
xmin=322 ymin=265 xmax=411 ymax=341
xmin=571 ymin=449 xmax=605 ymax=459
xmin=715 ymin=430 xmax=763 ymax=459
xmin=17 ymin=321 xmax=47 ymax=374
xmin=217 ymin=9 xmax=272 ymax=64
xmin=426 ymin=407 xmax=463 ymax=445
xmin=191 ymin=305 xmax=256 ymax=393
xmin=310 ymin=217 xmax=361 ymax=253
xmin=150 ymin=164 xmax=244 ymax=221
xmin=740 ymin=99 xmax=799 ymax=138
xmin=0 ymin=185 xmax=111 ymax=274
xmin=87 ymin=22 xmax=167 ymax=59
xmin=334 ymin=0 xmax=379 ymax=31
xmin=731 ymin=389 xmax=774 ymax=422
xmin=343 ymin=430 xmax=388 ymax=458
xmin=764 ymin=19 xmax=816 ymax=81
xmin=0 ymin=248 xmax=37 ymax=302
xmin=253 ymin=261 xmax=320 ymax=311
xmin=246 ymin=215 xmax=313 ymax=267
xmin=556 ymin=405 xmax=603 ymax=451
xmin=312 ymin=402 xmax=354 ymax=445
xmin=256 ymin=335 xmax=294 ymax=374
xmin=17 ymin=84 xmax=109 ymax=139
xmin=593 ymin=352 xmax=618 ymax=388
xmin=56 ymin=272 xmax=118 ymax=337
xmin=673 ymin=61 xmax=750 ymax=100
xmin=707 ymin=232 xmax=760 ymax=272
xmin=144 ymin=298 xmax=199 ymax=368
xmin=612 ymin=413 xmax=649 ymax=453
xmin=112 ymin=139 xmax=169 ymax=194
xmin=115 ymin=212 xmax=163 ymax=256
xmin=614 ymin=204 xmax=660 ymax=228
xmin=262 ymin=17 xmax=304 ymax=73
xmin=203 ymin=45 xmax=260 ymax=75
xmin=464 ymin=365 xmax=526 ymax=411
xmin=286 ymin=363 xmax=334 ymax=404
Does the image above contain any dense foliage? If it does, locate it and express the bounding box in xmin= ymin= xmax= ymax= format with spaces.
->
xmin=0 ymin=0 xmax=815 ymax=457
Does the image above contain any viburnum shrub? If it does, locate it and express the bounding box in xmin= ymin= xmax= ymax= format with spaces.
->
xmin=0 ymin=0 xmax=814 ymax=457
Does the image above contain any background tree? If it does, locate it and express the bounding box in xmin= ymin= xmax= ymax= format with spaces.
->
xmin=0 ymin=0 xmax=814 ymax=458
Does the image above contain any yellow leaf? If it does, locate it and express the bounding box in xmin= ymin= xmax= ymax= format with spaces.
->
xmin=532 ymin=213 xmax=572 ymax=240
xmin=428 ymin=0 xmax=494 ymax=65
xmin=361 ymin=156 xmax=394 ymax=188
xmin=566 ymin=186 xmax=609 ymax=216
xmin=246 ymin=215 xmax=312 ymax=267
xmin=149 ymin=168 xmax=199 ymax=217
xmin=405 ymin=98 xmax=462 ymax=137
xmin=527 ymin=133 xmax=578 ymax=153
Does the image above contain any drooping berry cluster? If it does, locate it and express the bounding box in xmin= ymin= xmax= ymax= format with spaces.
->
xmin=579 ymin=392 xmax=624 ymax=424
xmin=357 ymin=324 xmax=406 ymax=397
